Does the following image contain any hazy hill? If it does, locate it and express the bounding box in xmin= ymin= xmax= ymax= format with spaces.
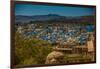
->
xmin=15 ymin=14 xmax=95 ymax=24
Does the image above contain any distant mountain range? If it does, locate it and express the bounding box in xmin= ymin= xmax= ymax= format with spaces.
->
xmin=16 ymin=14 xmax=66 ymax=22
xmin=15 ymin=14 xmax=95 ymax=23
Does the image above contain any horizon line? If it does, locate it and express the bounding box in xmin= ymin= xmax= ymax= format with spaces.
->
xmin=15 ymin=14 xmax=94 ymax=17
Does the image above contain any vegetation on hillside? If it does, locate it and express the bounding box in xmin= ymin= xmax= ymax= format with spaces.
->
xmin=15 ymin=32 xmax=53 ymax=66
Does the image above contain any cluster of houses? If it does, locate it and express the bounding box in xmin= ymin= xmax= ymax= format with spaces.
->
xmin=16 ymin=23 xmax=93 ymax=44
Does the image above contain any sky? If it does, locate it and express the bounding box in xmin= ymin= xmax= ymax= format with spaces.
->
xmin=15 ymin=3 xmax=95 ymax=17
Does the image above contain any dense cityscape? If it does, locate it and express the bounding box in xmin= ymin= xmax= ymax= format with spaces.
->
xmin=16 ymin=22 xmax=94 ymax=45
